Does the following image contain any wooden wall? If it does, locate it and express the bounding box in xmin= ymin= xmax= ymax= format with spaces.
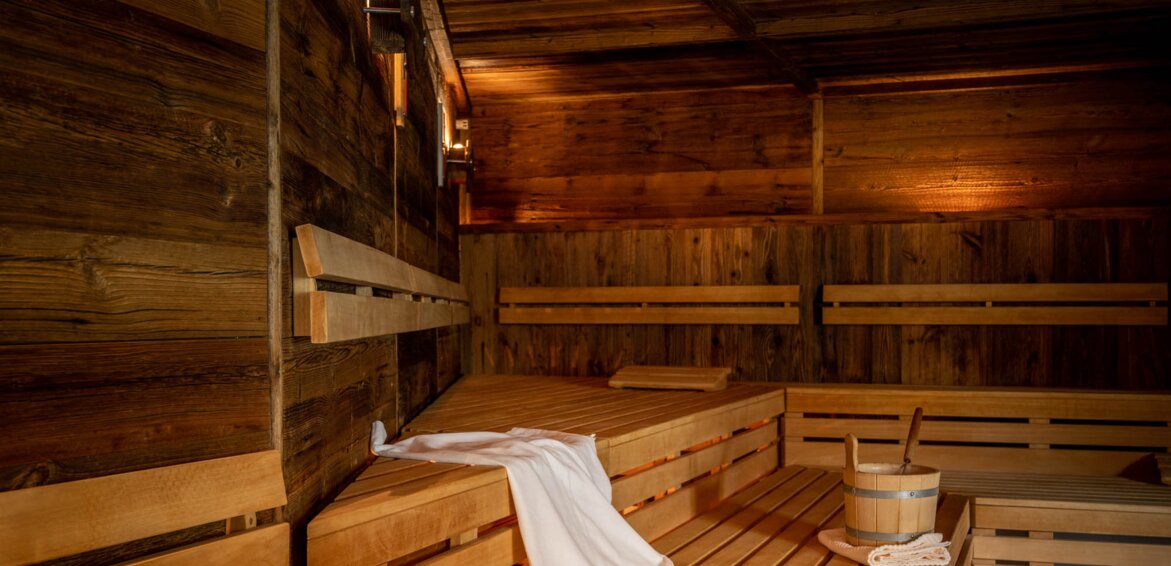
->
xmin=463 ymin=216 xmax=1169 ymax=389
xmin=277 ymin=0 xmax=460 ymax=561
xmin=0 ymin=0 xmax=270 ymax=559
xmin=468 ymin=71 xmax=1171 ymax=225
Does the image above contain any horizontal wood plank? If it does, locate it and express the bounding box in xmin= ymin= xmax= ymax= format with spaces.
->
xmin=824 ymin=283 xmax=1168 ymax=303
xmin=0 ymin=451 xmax=285 ymax=565
xmin=823 ymin=305 xmax=1167 ymax=326
xmin=785 ymin=441 xmax=1151 ymax=476
xmin=296 ymin=225 xmax=467 ymax=301
xmin=500 ymin=286 xmax=799 ymax=304
xmin=973 ymin=502 xmax=1171 ymax=538
xmin=784 ymin=385 xmax=1171 ymax=421
xmin=972 ymin=535 xmax=1171 ymax=564
xmin=415 ymin=525 xmax=525 ymax=566
xmin=784 ymin=417 xmax=1171 ymax=448
xmin=307 ymin=292 xmax=470 ymax=343
xmin=612 ymin=423 xmax=776 ymax=509
xmin=499 ymin=306 xmax=799 ymax=325
xmin=127 ymin=523 xmax=289 ymax=566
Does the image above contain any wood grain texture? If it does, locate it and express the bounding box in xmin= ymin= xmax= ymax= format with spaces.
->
xmin=278 ymin=0 xmax=459 ymax=559
xmin=470 ymin=86 xmax=812 ymax=223
xmin=0 ymin=451 xmax=285 ymax=565
xmin=462 ymin=217 xmax=1169 ymax=387
xmin=0 ymin=340 xmax=271 ymax=491
xmin=0 ymin=0 xmax=272 ymax=528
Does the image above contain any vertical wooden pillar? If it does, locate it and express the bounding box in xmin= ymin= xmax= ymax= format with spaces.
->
xmin=810 ymin=94 xmax=825 ymax=215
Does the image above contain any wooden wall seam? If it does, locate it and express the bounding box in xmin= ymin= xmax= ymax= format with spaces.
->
xmin=266 ymin=0 xmax=284 ymax=472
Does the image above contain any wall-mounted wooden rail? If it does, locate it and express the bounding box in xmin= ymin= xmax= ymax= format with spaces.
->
xmin=823 ymin=283 xmax=1167 ymax=326
xmin=498 ymin=286 xmax=799 ymax=325
xmin=294 ymin=224 xmax=469 ymax=343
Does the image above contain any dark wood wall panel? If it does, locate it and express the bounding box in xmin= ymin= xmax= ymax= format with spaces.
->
xmin=824 ymin=75 xmax=1171 ymax=214
xmin=470 ymin=86 xmax=812 ymax=222
xmin=279 ymin=0 xmax=458 ymax=561
xmin=463 ymin=216 xmax=1169 ymax=389
xmin=0 ymin=0 xmax=270 ymax=510
xmin=467 ymin=73 xmax=1170 ymax=227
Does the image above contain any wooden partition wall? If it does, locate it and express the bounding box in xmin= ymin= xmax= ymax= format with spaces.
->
xmin=462 ymin=217 xmax=1169 ymax=389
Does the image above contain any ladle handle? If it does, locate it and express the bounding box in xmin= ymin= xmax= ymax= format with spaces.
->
xmin=903 ymin=407 xmax=924 ymax=465
xmin=845 ymin=433 xmax=859 ymax=472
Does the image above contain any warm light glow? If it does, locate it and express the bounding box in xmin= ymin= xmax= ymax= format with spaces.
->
xmin=452 ymin=143 xmax=465 ymax=150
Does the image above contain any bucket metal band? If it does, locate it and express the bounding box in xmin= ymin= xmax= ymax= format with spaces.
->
xmin=846 ymin=527 xmax=931 ymax=543
xmin=843 ymin=485 xmax=938 ymax=499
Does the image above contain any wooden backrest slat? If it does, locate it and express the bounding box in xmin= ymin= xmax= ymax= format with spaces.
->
xmin=785 ymin=417 xmax=1171 ymax=448
xmin=785 ymin=385 xmax=1171 ymax=422
xmin=823 ymin=283 xmax=1168 ymax=303
xmin=0 ymin=451 xmax=286 ymax=565
xmin=296 ymin=224 xmax=467 ymax=302
xmin=500 ymin=286 xmax=799 ymax=305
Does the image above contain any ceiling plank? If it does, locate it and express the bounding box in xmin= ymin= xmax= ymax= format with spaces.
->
xmin=700 ymin=0 xmax=819 ymax=94
xmin=752 ymin=0 xmax=1166 ymax=38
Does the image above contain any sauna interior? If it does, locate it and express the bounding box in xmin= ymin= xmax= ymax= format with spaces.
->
xmin=2 ymin=1 xmax=1170 ymax=565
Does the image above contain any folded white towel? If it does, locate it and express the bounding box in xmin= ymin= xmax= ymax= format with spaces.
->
xmin=817 ymin=528 xmax=950 ymax=566
xmin=371 ymin=422 xmax=672 ymax=566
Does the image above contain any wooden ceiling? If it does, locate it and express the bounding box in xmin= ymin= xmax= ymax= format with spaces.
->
xmin=441 ymin=0 xmax=1171 ymax=102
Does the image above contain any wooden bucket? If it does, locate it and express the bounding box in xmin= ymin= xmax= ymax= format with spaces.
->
xmin=842 ymin=425 xmax=940 ymax=546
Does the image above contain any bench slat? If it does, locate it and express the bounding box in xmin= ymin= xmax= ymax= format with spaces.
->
xmin=0 ymin=451 xmax=285 ymax=566
xmin=308 ymin=292 xmax=469 ymax=343
xmin=823 ymin=283 xmax=1168 ymax=303
xmin=974 ymin=501 xmax=1171 ymax=538
xmin=499 ymin=306 xmax=799 ymax=325
xmin=296 ymin=224 xmax=466 ymax=301
xmin=612 ymin=423 xmax=776 ymax=509
xmin=785 ymin=441 xmax=1152 ymax=476
xmin=307 ymin=476 xmax=513 ymax=566
xmin=500 ymin=286 xmax=799 ymax=304
xmin=126 ymin=523 xmax=289 ymax=566
xmin=972 ymin=535 xmax=1171 ymax=565
xmin=626 ymin=445 xmax=778 ymax=542
xmin=785 ymin=416 xmax=1171 ymax=448
xmin=823 ymin=305 xmax=1166 ymax=326
xmin=415 ymin=525 xmax=524 ymax=566
xmin=785 ymin=385 xmax=1171 ymax=421
xmin=610 ymin=366 xmax=731 ymax=392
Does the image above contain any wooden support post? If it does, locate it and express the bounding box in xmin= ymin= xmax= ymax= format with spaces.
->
xmin=292 ymin=240 xmax=316 ymax=338
xmin=811 ymin=94 xmax=824 ymax=215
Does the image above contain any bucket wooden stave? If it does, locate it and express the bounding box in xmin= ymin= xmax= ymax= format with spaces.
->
xmin=842 ymin=409 xmax=941 ymax=546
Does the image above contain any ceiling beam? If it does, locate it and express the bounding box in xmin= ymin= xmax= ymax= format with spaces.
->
xmin=420 ymin=0 xmax=470 ymax=113
xmin=699 ymin=0 xmax=820 ymax=95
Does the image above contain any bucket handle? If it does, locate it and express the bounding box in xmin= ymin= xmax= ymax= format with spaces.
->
xmin=845 ymin=433 xmax=858 ymax=472
xmin=903 ymin=407 xmax=924 ymax=466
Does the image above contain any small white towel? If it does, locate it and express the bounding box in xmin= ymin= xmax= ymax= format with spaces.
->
xmin=371 ymin=422 xmax=672 ymax=566
xmin=817 ymin=528 xmax=950 ymax=566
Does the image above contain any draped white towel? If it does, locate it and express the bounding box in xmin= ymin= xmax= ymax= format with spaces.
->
xmin=817 ymin=528 xmax=951 ymax=566
xmin=371 ymin=422 xmax=673 ymax=566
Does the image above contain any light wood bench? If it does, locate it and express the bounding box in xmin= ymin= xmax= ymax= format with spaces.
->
xmin=822 ymin=283 xmax=1168 ymax=326
xmin=306 ymin=374 xmax=786 ymax=565
xmin=785 ymin=384 xmax=1171 ymax=564
xmin=498 ymin=285 xmax=800 ymax=325
xmin=0 ymin=450 xmax=288 ymax=565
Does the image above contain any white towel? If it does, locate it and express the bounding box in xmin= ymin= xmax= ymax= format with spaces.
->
xmin=371 ymin=422 xmax=672 ymax=566
xmin=817 ymin=528 xmax=950 ymax=566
